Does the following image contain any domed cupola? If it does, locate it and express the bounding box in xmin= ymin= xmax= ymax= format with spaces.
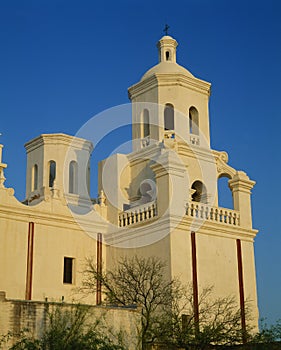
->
xmin=141 ymin=35 xmax=194 ymax=80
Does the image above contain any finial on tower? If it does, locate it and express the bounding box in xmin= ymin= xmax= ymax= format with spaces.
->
xmin=0 ymin=140 xmax=7 ymax=189
xmin=163 ymin=24 xmax=170 ymax=36
xmin=157 ymin=34 xmax=178 ymax=63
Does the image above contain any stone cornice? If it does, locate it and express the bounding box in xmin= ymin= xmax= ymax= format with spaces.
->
xmin=170 ymin=213 xmax=258 ymax=241
xmin=104 ymin=214 xmax=171 ymax=246
xmin=176 ymin=141 xmax=215 ymax=164
xmin=229 ymin=171 xmax=256 ymax=192
xmin=128 ymin=73 xmax=211 ymax=100
xmin=0 ymin=200 xmax=108 ymax=234
xmin=151 ymin=151 xmax=186 ymax=178
xmin=25 ymin=133 xmax=93 ymax=153
xmin=103 ymin=210 xmax=258 ymax=247
xmin=128 ymin=142 xmax=163 ymax=166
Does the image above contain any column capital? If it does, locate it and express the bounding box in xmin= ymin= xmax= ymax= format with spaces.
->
xmin=228 ymin=171 xmax=255 ymax=193
xmin=151 ymin=148 xmax=186 ymax=179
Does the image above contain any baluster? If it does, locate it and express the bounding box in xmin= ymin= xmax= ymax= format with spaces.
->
xmin=215 ymin=209 xmax=218 ymax=221
xmin=139 ymin=209 xmax=143 ymax=221
xmin=135 ymin=210 xmax=138 ymax=223
xmin=190 ymin=203 xmax=194 ymax=217
xmin=153 ymin=204 xmax=156 ymax=217
xmin=147 ymin=206 xmax=150 ymax=218
xmin=126 ymin=213 xmax=129 ymax=225
xmin=150 ymin=204 xmax=153 ymax=217
xmin=195 ymin=205 xmax=199 ymax=218
xmin=144 ymin=207 xmax=147 ymax=220
xmin=232 ymin=213 xmax=235 ymax=225
xmin=205 ymin=206 xmax=209 ymax=220
xmin=119 ymin=215 xmax=122 ymax=227
xmin=224 ymin=211 xmax=227 ymax=223
xmin=186 ymin=203 xmax=189 ymax=216
xmin=200 ymin=205 xmax=204 ymax=219
xmin=210 ymin=208 xmax=213 ymax=220
xmin=229 ymin=212 xmax=232 ymax=224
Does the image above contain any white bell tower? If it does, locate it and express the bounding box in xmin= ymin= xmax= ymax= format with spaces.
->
xmin=128 ymin=35 xmax=211 ymax=152
xmin=24 ymin=134 xmax=93 ymax=205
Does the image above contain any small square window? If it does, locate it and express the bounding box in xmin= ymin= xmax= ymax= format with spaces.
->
xmin=63 ymin=257 xmax=74 ymax=284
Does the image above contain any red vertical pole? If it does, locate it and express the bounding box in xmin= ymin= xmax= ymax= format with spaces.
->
xmin=236 ymin=239 xmax=247 ymax=343
xmin=191 ymin=231 xmax=199 ymax=329
xmin=96 ymin=233 xmax=102 ymax=305
xmin=25 ymin=222 xmax=35 ymax=300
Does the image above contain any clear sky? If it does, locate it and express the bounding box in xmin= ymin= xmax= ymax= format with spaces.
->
xmin=0 ymin=0 xmax=280 ymax=324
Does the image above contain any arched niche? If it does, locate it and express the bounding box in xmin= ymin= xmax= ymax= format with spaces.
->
xmin=69 ymin=160 xmax=78 ymax=194
xmin=217 ymin=173 xmax=233 ymax=209
xmin=189 ymin=106 xmax=199 ymax=135
xmin=49 ymin=160 xmax=56 ymax=188
xmin=142 ymin=109 xmax=150 ymax=138
xmin=191 ymin=180 xmax=207 ymax=204
xmin=164 ymin=104 xmax=174 ymax=131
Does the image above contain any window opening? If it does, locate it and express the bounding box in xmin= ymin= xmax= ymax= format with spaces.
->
xmin=63 ymin=257 xmax=73 ymax=284
xmin=189 ymin=107 xmax=199 ymax=135
xmin=164 ymin=104 xmax=174 ymax=130
xmin=32 ymin=164 xmax=38 ymax=191
xmin=191 ymin=180 xmax=207 ymax=204
xmin=218 ymin=176 xmax=233 ymax=209
xmin=143 ymin=109 xmax=150 ymax=137
xmin=69 ymin=160 xmax=78 ymax=194
xmin=49 ymin=161 xmax=56 ymax=188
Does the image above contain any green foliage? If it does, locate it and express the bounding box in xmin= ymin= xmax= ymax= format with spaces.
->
xmin=153 ymin=285 xmax=251 ymax=350
xmin=250 ymin=318 xmax=281 ymax=344
xmin=82 ymin=255 xmax=251 ymax=350
xmin=2 ymin=305 xmax=124 ymax=350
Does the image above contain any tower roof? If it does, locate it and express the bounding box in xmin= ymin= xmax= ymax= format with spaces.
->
xmin=141 ymin=35 xmax=194 ymax=81
xmin=141 ymin=61 xmax=194 ymax=80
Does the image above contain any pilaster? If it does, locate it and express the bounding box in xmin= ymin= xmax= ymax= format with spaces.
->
xmin=229 ymin=171 xmax=255 ymax=229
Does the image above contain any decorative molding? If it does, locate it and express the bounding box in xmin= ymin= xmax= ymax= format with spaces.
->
xmin=128 ymin=73 xmax=211 ymax=100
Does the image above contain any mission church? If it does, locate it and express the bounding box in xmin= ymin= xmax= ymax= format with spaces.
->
xmin=0 ymin=35 xmax=259 ymax=335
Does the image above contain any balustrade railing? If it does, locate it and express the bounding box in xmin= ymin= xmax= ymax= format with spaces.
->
xmin=119 ymin=201 xmax=157 ymax=227
xmin=186 ymin=202 xmax=240 ymax=226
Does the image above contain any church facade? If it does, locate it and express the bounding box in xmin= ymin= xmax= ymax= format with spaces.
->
xmin=0 ymin=35 xmax=259 ymax=335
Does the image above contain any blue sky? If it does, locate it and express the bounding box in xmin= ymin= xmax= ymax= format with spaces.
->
xmin=0 ymin=0 xmax=281 ymax=324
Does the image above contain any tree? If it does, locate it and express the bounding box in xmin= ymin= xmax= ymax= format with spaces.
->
xmin=250 ymin=318 xmax=281 ymax=347
xmin=82 ymin=255 xmax=251 ymax=350
xmin=1 ymin=305 xmax=125 ymax=350
xmin=82 ymin=256 xmax=180 ymax=349
xmin=155 ymin=285 xmax=252 ymax=349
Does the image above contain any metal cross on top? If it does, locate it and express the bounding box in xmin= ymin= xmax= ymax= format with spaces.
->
xmin=163 ymin=24 xmax=170 ymax=36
